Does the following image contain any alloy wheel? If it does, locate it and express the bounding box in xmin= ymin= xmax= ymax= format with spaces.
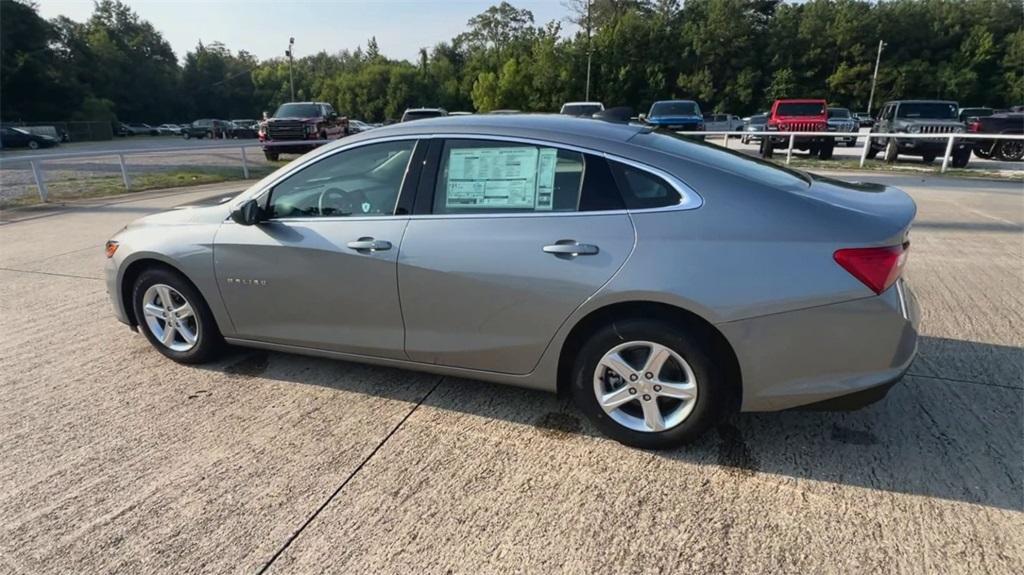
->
xmin=592 ymin=341 xmax=698 ymax=433
xmin=142 ymin=284 xmax=199 ymax=352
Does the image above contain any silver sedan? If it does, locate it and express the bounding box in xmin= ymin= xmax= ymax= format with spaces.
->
xmin=105 ymin=115 xmax=919 ymax=449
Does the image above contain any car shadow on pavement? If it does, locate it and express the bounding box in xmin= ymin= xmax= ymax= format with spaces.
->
xmin=199 ymin=335 xmax=1021 ymax=512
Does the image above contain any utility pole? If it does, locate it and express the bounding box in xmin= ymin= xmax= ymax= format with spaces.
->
xmin=584 ymin=0 xmax=593 ymax=101
xmin=286 ymin=37 xmax=295 ymax=102
xmin=866 ymin=39 xmax=885 ymax=115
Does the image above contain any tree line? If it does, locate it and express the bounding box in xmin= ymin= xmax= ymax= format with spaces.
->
xmin=2 ymin=0 xmax=1021 ymax=125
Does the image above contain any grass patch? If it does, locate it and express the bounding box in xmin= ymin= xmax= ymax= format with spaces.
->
xmin=3 ymin=162 xmax=289 ymax=208
xmin=775 ymin=155 xmax=1023 ymax=182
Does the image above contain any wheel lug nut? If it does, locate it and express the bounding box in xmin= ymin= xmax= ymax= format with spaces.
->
xmin=643 ymin=394 xmax=652 ymax=401
xmin=628 ymin=388 xmax=637 ymax=395
xmin=645 ymin=372 xmax=654 ymax=379
xmin=654 ymin=385 xmax=662 ymax=392
xmin=629 ymin=374 xmax=638 ymax=382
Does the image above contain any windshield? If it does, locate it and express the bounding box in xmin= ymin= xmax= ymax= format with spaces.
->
xmin=561 ymin=104 xmax=602 ymax=116
xmin=274 ymin=103 xmax=321 ymax=118
xmin=748 ymin=115 xmax=767 ymax=125
xmin=776 ymin=102 xmax=826 ymax=117
xmin=897 ymin=102 xmax=957 ymax=119
xmin=649 ymin=101 xmax=700 ymax=117
xmin=828 ymin=108 xmax=851 ymax=118
xmin=402 ymin=110 xmax=444 ymax=121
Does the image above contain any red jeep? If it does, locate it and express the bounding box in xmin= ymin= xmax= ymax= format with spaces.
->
xmin=760 ymin=99 xmax=835 ymax=160
xmin=259 ymin=101 xmax=350 ymax=161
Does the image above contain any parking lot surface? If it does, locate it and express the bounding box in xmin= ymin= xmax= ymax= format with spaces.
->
xmin=0 ymin=172 xmax=1021 ymax=574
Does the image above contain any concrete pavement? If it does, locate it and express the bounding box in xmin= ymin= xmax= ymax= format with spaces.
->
xmin=0 ymin=174 xmax=1021 ymax=574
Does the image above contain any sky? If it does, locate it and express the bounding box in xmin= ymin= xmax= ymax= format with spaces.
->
xmin=36 ymin=0 xmax=579 ymax=63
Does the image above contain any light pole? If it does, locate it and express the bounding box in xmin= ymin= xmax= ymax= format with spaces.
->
xmin=584 ymin=0 xmax=592 ymax=101
xmin=286 ymin=37 xmax=295 ymax=102
xmin=866 ymin=39 xmax=886 ymax=116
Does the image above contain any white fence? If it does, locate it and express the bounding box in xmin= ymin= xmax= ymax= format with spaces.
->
xmin=5 ymin=140 xmax=333 ymax=202
xmin=679 ymin=130 xmax=1024 ymax=173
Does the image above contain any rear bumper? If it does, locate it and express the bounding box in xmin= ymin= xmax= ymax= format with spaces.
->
xmin=720 ymin=279 xmax=920 ymax=412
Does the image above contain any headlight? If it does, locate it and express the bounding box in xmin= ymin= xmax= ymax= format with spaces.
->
xmin=907 ymin=125 xmax=921 ymax=133
xmin=305 ymin=124 xmax=318 ymax=134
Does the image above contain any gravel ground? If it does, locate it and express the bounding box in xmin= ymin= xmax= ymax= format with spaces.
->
xmin=0 ymin=173 xmax=1021 ymax=574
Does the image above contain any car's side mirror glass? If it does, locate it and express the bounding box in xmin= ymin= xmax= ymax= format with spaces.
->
xmin=230 ymin=199 xmax=263 ymax=226
xmin=638 ymin=113 xmax=646 ymax=121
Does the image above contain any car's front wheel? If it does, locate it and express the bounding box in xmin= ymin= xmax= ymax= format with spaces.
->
xmin=27 ymin=140 xmax=39 ymax=150
xmin=132 ymin=267 xmax=224 ymax=364
xmin=571 ymin=319 xmax=727 ymax=449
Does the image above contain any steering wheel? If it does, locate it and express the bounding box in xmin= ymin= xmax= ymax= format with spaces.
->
xmin=317 ymin=187 xmax=355 ymax=216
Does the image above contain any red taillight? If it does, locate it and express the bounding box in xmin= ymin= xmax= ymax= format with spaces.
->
xmin=967 ymin=121 xmax=981 ymax=133
xmin=833 ymin=243 xmax=909 ymax=295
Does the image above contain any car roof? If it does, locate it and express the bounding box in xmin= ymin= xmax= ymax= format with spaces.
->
xmin=775 ymin=98 xmax=826 ymax=103
xmin=885 ymin=100 xmax=958 ymax=105
xmin=562 ymin=101 xmax=603 ymax=106
xmin=339 ymin=114 xmax=645 ymax=146
xmin=652 ymin=99 xmax=697 ymax=104
xmin=405 ymin=108 xmax=445 ymax=112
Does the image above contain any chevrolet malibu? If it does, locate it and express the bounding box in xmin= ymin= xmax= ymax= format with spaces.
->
xmin=105 ymin=115 xmax=919 ymax=449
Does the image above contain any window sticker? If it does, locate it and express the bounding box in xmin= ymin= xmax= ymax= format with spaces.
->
xmin=445 ymin=146 xmax=557 ymax=210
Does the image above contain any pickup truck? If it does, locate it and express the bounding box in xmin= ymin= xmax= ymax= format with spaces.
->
xmin=759 ymin=99 xmax=834 ymax=159
xmin=182 ymin=119 xmax=231 ymax=139
xmin=259 ymin=101 xmax=349 ymax=160
xmin=969 ymin=112 xmax=1023 ymax=161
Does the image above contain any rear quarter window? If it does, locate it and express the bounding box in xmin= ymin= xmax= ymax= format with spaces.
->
xmin=629 ymin=130 xmax=810 ymax=191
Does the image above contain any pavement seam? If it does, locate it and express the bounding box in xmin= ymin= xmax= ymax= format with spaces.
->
xmin=255 ymin=375 xmax=445 ymax=575
xmin=907 ymin=371 xmax=1022 ymax=391
xmin=0 ymin=266 xmax=102 ymax=281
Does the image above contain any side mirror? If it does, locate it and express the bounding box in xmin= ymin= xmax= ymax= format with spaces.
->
xmin=638 ymin=113 xmax=647 ymax=121
xmin=230 ymin=199 xmax=262 ymax=226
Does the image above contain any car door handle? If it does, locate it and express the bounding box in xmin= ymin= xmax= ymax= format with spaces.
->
xmin=543 ymin=240 xmax=599 ymax=257
xmin=346 ymin=237 xmax=392 ymax=251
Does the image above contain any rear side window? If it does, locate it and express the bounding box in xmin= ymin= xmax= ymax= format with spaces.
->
xmin=609 ymin=161 xmax=681 ymax=209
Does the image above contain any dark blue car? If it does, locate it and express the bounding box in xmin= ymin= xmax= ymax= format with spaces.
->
xmin=642 ymin=100 xmax=705 ymax=138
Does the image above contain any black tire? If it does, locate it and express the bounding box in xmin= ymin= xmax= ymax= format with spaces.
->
xmin=922 ymin=153 xmax=936 ymax=164
xmin=996 ymin=140 xmax=1024 ymax=161
xmin=183 ymin=132 xmax=191 ymax=140
xmin=759 ymin=137 xmax=773 ymax=159
xmin=132 ymin=267 xmax=224 ymax=364
xmin=865 ymin=140 xmax=880 ymax=160
xmin=570 ymin=318 xmax=730 ymax=449
xmin=817 ymin=142 xmax=834 ymax=160
xmin=27 ymin=140 xmax=39 ymax=150
xmin=951 ymin=148 xmax=971 ymax=168
xmin=884 ymin=139 xmax=899 ymax=163
xmin=206 ymin=131 xmax=214 ymax=139
xmin=264 ymin=151 xmax=279 ymax=161
xmin=808 ymin=144 xmax=820 ymax=157
xmin=973 ymin=146 xmax=992 ymax=159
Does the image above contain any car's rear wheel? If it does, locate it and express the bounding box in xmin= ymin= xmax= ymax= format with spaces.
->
xmin=132 ymin=267 xmax=224 ymax=364
xmin=183 ymin=132 xmax=191 ymax=140
xmin=817 ymin=142 xmax=834 ymax=160
xmin=264 ymin=151 xmax=279 ymax=161
xmin=922 ymin=153 xmax=936 ymax=164
xmin=28 ymin=140 xmax=39 ymax=150
xmin=571 ymin=319 xmax=726 ymax=449
xmin=996 ymin=140 xmax=1024 ymax=161
xmin=951 ymin=148 xmax=971 ymax=168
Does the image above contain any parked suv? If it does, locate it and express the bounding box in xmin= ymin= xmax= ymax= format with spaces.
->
xmin=868 ymin=100 xmax=971 ymax=167
xmin=760 ymin=99 xmax=833 ymax=159
xmin=182 ymin=119 xmax=231 ymax=140
xmin=641 ymin=100 xmax=704 ymax=137
xmin=827 ymin=107 xmax=859 ymax=147
xmin=260 ymin=102 xmax=350 ymax=161
xmin=968 ymin=112 xmax=1024 ymax=161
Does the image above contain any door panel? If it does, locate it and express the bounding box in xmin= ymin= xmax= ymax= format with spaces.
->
xmin=214 ymin=218 xmax=409 ymax=358
xmin=398 ymin=214 xmax=634 ymax=374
